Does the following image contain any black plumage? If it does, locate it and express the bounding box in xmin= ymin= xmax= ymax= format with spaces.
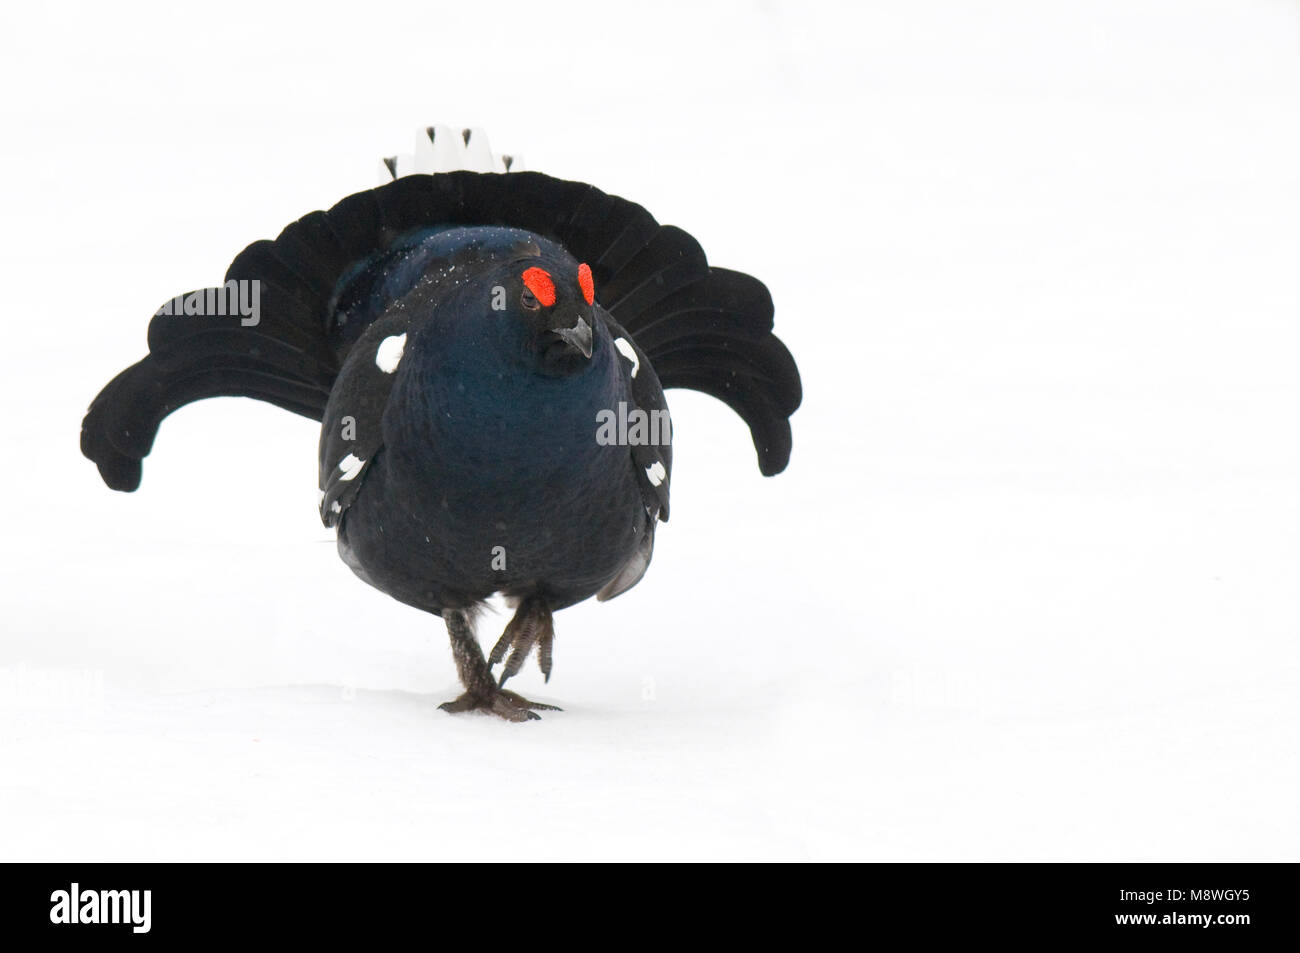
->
xmin=81 ymin=168 xmax=801 ymax=720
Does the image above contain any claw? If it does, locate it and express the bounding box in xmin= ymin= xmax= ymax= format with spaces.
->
xmin=488 ymin=631 xmax=511 ymax=668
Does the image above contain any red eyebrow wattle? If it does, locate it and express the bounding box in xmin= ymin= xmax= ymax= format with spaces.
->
xmin=521 ymin=267 xmax=556 ymax=307
xmin=578 ymin=263 xmax=595 ymax=305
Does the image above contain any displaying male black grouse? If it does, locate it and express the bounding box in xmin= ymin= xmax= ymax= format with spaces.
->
xmin=81 ymin=129 xmax=801 ymax=720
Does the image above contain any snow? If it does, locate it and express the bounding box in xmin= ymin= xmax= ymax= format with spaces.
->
xmin=1 ymin=0 xmax=1299 ymax=860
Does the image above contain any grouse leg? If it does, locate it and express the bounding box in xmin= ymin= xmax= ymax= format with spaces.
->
xmin=489 ymin=595 xmax=557 ymax=687
xmin=438 ymin=607 xmax=561 ymax=722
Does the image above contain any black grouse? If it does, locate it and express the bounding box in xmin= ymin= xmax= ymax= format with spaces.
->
xmin=81 ymin=131 xmax=802 ymax=720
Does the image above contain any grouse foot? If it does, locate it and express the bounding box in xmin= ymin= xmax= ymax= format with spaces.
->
xmin=441 ymin=605 xmax=561 ymax=722
xmin=489 ymin=595 xmax=556 ymax=686
xmin=437 ymin=688 xmax=561 ymax=722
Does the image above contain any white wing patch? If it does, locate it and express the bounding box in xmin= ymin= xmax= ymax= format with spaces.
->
xmin=645 ymin=461 xmax=666 ymax=486
xmin=375 ymin=333 xmax=407 ymax=374
xmin=613 ymin=337 xmax=640 ymax=378
xmin=338 ymin=453 xmax=366 ymax=481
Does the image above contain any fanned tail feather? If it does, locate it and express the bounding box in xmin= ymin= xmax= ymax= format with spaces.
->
xmin=81 ymin=167 xmax=799 ymax=491
xmin=599 ymin=243 xmax=801 ymax=476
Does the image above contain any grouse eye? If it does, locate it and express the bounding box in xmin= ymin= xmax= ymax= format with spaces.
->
xmin=521 ymin=287 xmax=540 ymax=311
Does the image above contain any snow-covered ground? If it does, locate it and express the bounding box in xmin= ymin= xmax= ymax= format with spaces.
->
xmin=1 ymin=0 xmax=1298 ymax=860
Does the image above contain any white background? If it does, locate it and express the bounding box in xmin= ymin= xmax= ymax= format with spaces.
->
xmin=1 ymin=0 xmax=1297 ymax=860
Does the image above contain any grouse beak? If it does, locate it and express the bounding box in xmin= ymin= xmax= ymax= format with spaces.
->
xmin=553 ymin=316 xmax=593 ymax=359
